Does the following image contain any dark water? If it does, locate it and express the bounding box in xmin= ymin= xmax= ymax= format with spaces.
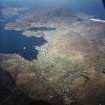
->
xmin=30 ymin=27 xmax=56 ymax=32
xmin=0 ymin=19 xmax=47 ymax=61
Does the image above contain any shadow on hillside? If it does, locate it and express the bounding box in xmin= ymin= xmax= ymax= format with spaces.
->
xmin=0 ymin=67 xmax=52 ymax=105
